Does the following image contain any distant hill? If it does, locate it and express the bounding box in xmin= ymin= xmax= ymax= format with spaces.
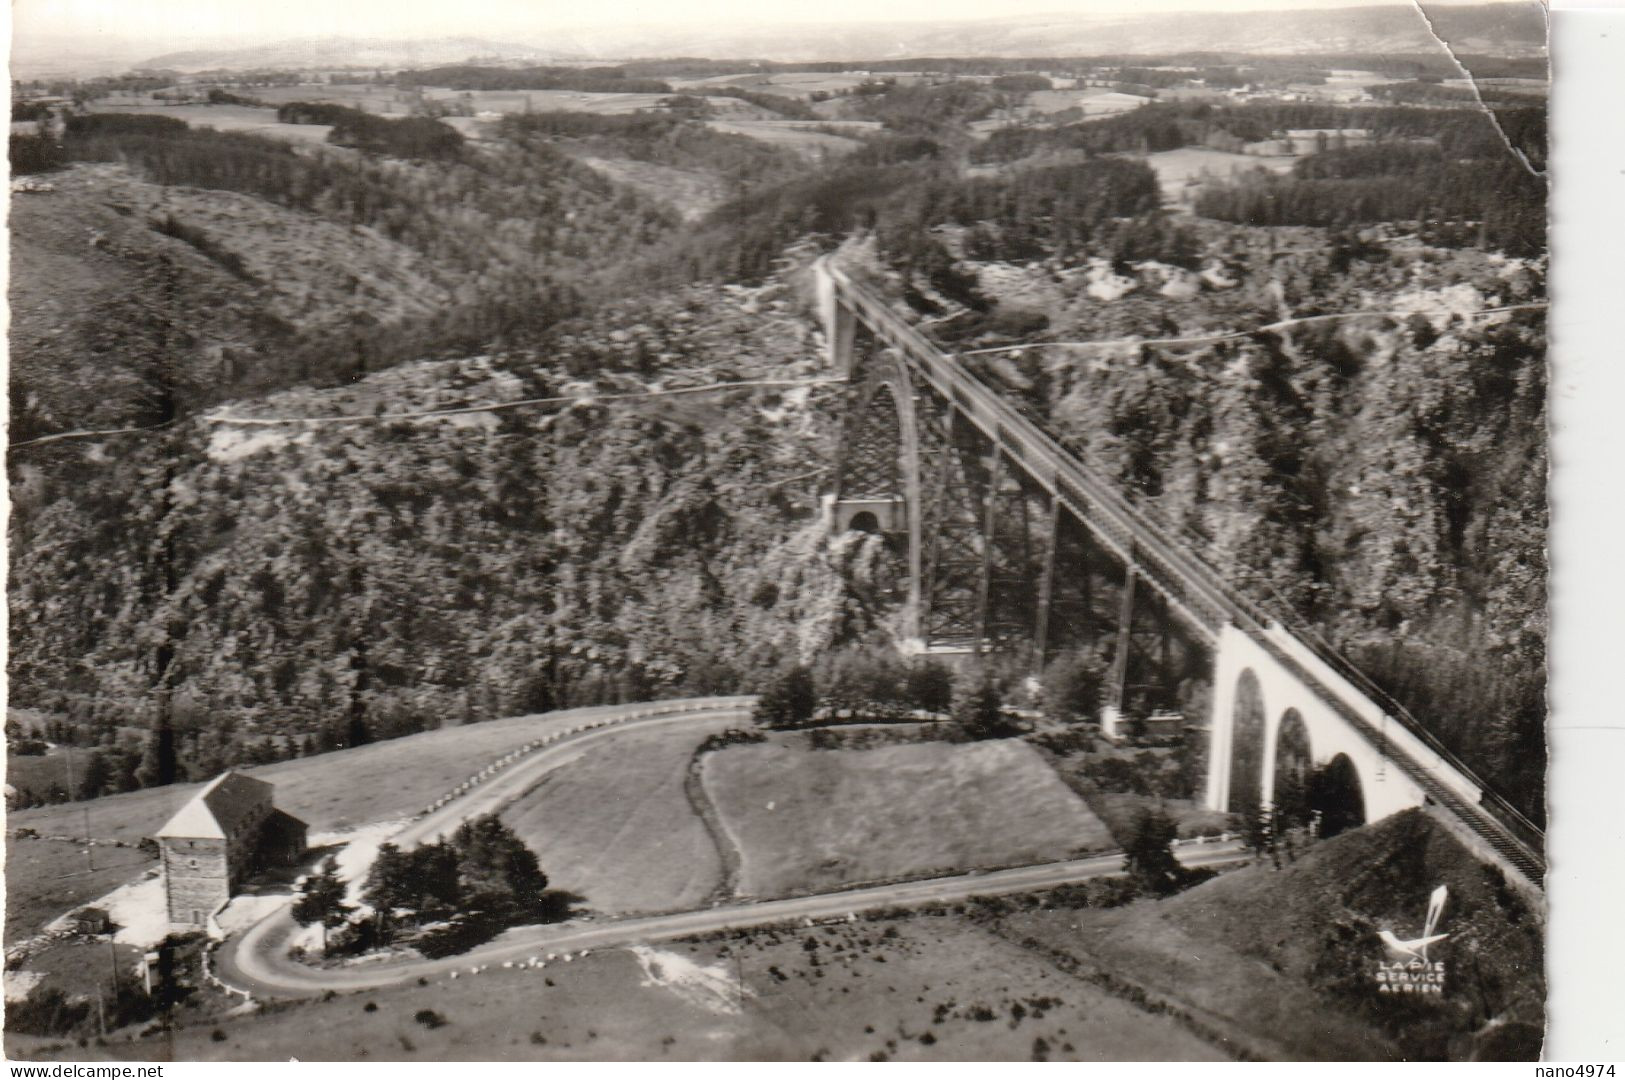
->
xmin=106 ymin=3 xmax=1547 ymax=75
xmin=131 ymin=36 xmax=587 ymax=74
xmin=545 ymin=3 xmax=1548 ymax=63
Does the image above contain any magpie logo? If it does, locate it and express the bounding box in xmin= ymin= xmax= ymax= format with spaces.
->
xmin=1378 ymin=884 xmax=1449 ymax=961
xmin=1373 ymin=885 xmax=1449 ymax=995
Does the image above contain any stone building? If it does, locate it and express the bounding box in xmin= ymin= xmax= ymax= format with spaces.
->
xmin=155 ymin=771 xmax=307 ymax=928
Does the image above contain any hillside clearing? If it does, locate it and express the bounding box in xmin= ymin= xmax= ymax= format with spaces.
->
xmin=9 ymin=916 xmax=1223 ymax=1061
xmin=571 ymin=156 xmax=726 ymax=220
xmin=704 ymin=121 xmax=865 ymax=156
xmin=499 ymin=719 xmax=735 ymax=915
xmin=58 ymin=162 xmax=452 ymax=327
xmin=703 ymin=739 xmax=1112 ymax=898
xmin=1144 ymin=147 xmax=1299 ymax=211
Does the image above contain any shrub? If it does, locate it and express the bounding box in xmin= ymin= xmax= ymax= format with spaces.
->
xmin=6 ymin=988 xmax=91 ymax=1037
xmin=752 ymin=664 xmax=816 ymax=729
xmin=10 ymin=134 xmax=65 ymax=175
xmin=951 ymin=676 xmax=1019 ymax=740
xmin=65 ymin=113 xmax=188 ymax=137
xmin=276 ymin=102 xmax=361 ymax=125
xmin=697 ymin=728 xmax=766 ymax=753
xmin=1040 ymin=649 xmax=1109 ymax=724
xmin=1123 ymin=807 xmax=1182 ymax=897
xmin=904 ymin=660 xmax=954 ymax=714
xmin=414 ymin=1009 xmax=448 ymax=1029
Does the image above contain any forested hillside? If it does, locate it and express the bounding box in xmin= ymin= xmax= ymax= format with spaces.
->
xmin=946 ymin=235 xmax=1546 ymax=813
xmin=8 ymin=265 xmax=898 ymax=797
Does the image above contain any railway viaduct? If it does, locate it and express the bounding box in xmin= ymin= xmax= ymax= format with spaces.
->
xmin=814 ymin=256 xmax=1544 ymax=884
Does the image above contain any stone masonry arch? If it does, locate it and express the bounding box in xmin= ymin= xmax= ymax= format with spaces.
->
xmin=1206 ymin=624 xmax=1455 ymax=823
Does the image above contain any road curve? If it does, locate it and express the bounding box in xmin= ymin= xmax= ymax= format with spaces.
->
xmin=215 ymin=701 xmax=752 ymax=994
xmin=223 ymin=843 xmax=1248 ymax=997
xmin=214 ymin=699 xmax=1249 ymax=999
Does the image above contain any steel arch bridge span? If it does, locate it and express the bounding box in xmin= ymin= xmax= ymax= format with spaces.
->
xmin=813 ymin=256 xmax=1544 ymax=886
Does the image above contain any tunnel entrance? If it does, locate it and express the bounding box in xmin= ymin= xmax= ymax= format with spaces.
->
xmin=848 ymin=511 xmax=881 ymax=534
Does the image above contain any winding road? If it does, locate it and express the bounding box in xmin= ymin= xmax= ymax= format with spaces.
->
xmin=213 ymin=699 xmax=1248 ymax=999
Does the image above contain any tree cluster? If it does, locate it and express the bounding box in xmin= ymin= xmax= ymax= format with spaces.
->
xmin=752 ymin=647 xmax=956 ymax=729
xmin=1195 ymin=154 xmax=1545 ymax=257
xmin=323 ymin=109 xmax=465 ymax=161
xmin=9 ymin=134 xmax=64 ymax=175
xmin=973 ymin=100 xmax=1545 ymax=173
xmin=648 ymin=151 xmax=1182 ymax=292
xmin=842 ymin=80 xmax=999 ymax=135
xmin=361 ymin=815 xmax=550 ymax=940
xmin=991 ymin=74 xmax=1053 ymax=93
xmin=1037 ymin=647 xmax=1110 ymax=724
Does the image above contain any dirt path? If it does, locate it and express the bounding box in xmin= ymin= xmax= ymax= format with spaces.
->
xmin=683 ymin=748 xmax=744 ymax=905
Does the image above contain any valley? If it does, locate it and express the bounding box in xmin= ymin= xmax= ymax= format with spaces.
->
xmin=7 ymin=10 xmax=1548 ymax=1061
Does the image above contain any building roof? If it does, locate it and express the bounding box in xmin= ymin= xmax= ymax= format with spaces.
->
xmin=155 ymin=771 xmax=275 ymax=840
xmin=262 ymin=807 xmax=309 ymax=842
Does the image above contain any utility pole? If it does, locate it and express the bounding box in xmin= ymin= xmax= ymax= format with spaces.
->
xmin=63 ymin=745 xmax=95 ymax=872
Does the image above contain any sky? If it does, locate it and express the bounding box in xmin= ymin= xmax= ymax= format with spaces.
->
xmin=11 ymin=0 xmax=1538 ymax=51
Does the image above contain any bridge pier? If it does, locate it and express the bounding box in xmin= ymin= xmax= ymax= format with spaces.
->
xmin=1033 ymin=498 xmax=1061 ymax=670
xmin=820 ymin=266 xmax=858 ymax=378
xmin=1109 ymin=559 xmax=1138 ymax=714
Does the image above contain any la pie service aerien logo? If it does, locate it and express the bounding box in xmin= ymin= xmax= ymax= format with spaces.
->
xmin=1373 ymin=885 xmax=1448 ymax=995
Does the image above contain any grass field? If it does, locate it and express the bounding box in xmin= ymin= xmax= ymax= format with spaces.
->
xmin=1085 ymin=791 xmax=1232 ymax=845
xmin=239 ymin=85 xmax=413 ymax=113
xmin=1025 ymin=89 xmax=1152 ymax=116
xmin=670 ymin=72 xmax=879 ymax=100
xmin=996 ymin=892 xmax=1396 ymax=1060
xmin=85 ymin=102 xmax=336 ymax=144
xmin=85 ymin=89 xmax=870 ymax=156
xmin=703 ymin=739 xmax=1113 ymax=898
xmin=1145 ymin=147 xmax=1299 ymax=210
xmin=5 ymin=841 xmax=158 ymax=942
xmin=704 ymin=121 xmax=865 ymax=156
xmin=5 ymin=704 xmax=711 ymax=944
xmin=6 ymin=749 xmax=73 ymax=801
xmin=12 ymin=939 xmax=148 ymax=1001
xmin=6 ymin=914 xmax=1223 ymax=1061
xmin=499 ymin=719 xmax=735 ymax=916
